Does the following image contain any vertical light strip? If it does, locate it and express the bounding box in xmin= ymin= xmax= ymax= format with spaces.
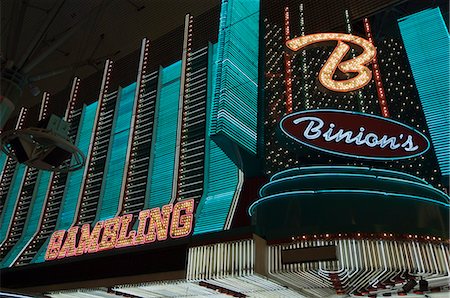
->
xmin=212 ymin=0 xmax=259 ymax=155
xmin=344 ymin=10 xmax=352 ymax=34
xmin=345 ymin=10 xmax=366 ymax=113
xmin=0 ymin=108 xmax=27 ymax=217
xmin=284 ymin=7 xmax=293 ymax=114
xmin=15 ymin=107 xmax=27 ymax=130
xmin=96 ymin=83 xmax=135 ymax=221
xmin=172 ymin=14 xmax=193 ymax=204
xmin=224 ymin=169 xmax=244 ymax=230
xmin=364 ymin=17 xmax=390 ymax=117
xmin=0 ymin=108 xmax=27 ymax=230
xmin=193 ymin=43 xmax=242 ymax=235
xmin=13 ymin=78 xmax=82 ymax=266
xmin=174 ymin=18 xmax=208 ymax=204
xmin=31 ymin=101 xmax=97 ymax=264
xmin=0 ymin=166 xmax=26 ymax=249
xmin=147 ymin=61 xmax=182 ymax=209
xmin=39 ymin=92 xmax=50 ymax=120
xmin=1 ymin=167 xmax=51 ymax=268
xmin=74 ymin=59 xmax=114 ymax=226
xmin=299 ymin=3 xmax=309 ymax=110
xmin=0 ymin=155 xmax=6 ymax=196
xmin=122 ymin=40 xmax=159 ymax=215
xmin=0 ymin=92 xmax=49 ymax=264
xmin=65 ymin=77 xmax=81 ymax=121
xmin=398 ymin=8 xmax=449 ymax=177
xmin=119 ymin=38 xmax=149 ymax=215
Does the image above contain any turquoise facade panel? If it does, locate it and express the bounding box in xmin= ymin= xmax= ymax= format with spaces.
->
xmin=0 ymin=171 xmax=51 ymax=267
xmin=211 ymin=0 xmax=259 ymax=154
xmin=194 ymin=43 xmax=242 ymax=234
xmin=0 ymin=153 xmax=6 ymax=175
xmin=0 ymin=165 xmax=25 ymax=244
xmin=398 ymin=8 xmax=450 ymax=177
xmin=147 ymin=61 xmax=182 ymax=208
xmin=96 ymin=83 xmax=136 ymax=221
xmin=33 ymin=102 xmax=97 ymax=263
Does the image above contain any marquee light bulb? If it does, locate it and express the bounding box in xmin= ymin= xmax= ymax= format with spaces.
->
xmin=286 ymin=33 xmax=376 ymax=92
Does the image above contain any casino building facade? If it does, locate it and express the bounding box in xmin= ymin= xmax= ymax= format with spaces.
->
xmin=0 ymin=0 xmax=449 ymax=297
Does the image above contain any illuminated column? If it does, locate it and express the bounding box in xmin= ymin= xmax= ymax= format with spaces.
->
xmin=147 ymin=63 xmax=181 ymax=208
xmin=75 ymin=60 xmax=117 ymax=226
xmin=345 ymin=9 xmax=365 ymax=113
xmin=363 ymin=17 xmax=390 ymax=117
xmin=211 ymin=0 xmax=259 ymax=156
xmin=32 ymin=89 xmax=98 ymax=264
xmin=0 ymin=108 xmax=28 ymax=217
xmin=299 ymin=3 xmax=309 ymax=110
xmin=40 ymin=93 xmax=50 ymax=119
xmin=263 ymin=14 xmax=286 ymax=175
xmin=172 ymin=14 xmax=198 ymax=203
xmin=120 ymin=38 xmax=160 ymax=216
xmin=0 ymin=111 xmax=27 ymax=260
xmin=299 ymin=4 xmax=305 ymax=36
xmin=398 ymin=8 xmax=449 ymax=180
xmin=0 ymin=93 xmax=50 ymax=261
xmin=193 ymin=43 xmax=243 ymax=235
xmin=96 ymin=84 xmax=136 ymax=221
xmin=283 ymin=7 xmax=293 ymax=114
xmin=14 ymin=78 xmax=82 ymax=266
xmin=172 ymin=15 xmax=208 ymax=204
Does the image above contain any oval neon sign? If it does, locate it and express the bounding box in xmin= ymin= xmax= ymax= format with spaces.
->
xmin=280 ymin=110 xmax=430 ymax=160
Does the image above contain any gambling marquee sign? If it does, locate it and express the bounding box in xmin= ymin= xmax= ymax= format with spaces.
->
xmin=46 ymin=200 xmax=194 ymax=261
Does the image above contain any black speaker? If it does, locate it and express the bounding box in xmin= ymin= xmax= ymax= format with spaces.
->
xmin=9 ymin=137 xmax=29 ymax=163
xmin=41 ymin=146 xmax=71 ymax=167
xmin=419 ymin=279 xmax=428 ymax=291
xmin=402 ymin=279 xmax=417 ymax=292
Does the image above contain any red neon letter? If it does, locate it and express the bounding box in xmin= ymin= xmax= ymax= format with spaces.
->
xmin=145 ymin=204 xmax=172 ymax=243
xmin=45 ymin=230 xmax=66 ymax=261
xmin=115 ymin=214 xmax=136 ymax=248
xmin=58 ymin=226 xmax=79 ymax=259
xmin=99 ymin=217 xmax=121 ymax=251
xmin=135 ymin=210 xmax=150 ymax=245
xmin=170 ymin=199 xmax=194 ymax=239
xmin=88 ymin=221 xmax=104 ymax=253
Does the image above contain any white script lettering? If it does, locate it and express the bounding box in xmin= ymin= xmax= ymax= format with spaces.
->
xmin=292 ymin=116 xmax=418 ymax=152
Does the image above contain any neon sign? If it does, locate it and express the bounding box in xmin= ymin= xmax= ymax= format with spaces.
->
xmin=280 ymin=110 xmax=430 ymax=160
xmin=45 ymin=199 xmax=194 ymax=261
xmin=286 ymin=33 xmax=376 ymax=92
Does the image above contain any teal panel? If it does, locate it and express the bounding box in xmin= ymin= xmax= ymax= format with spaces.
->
xmin=32 ymin=102 xmax=97 ymax=263
xmin=398 ymin=8 xmax=450 ymax=176
xmin=96 ymin=83 xmax=136 ymax=221
xmin=0 ymin=165 xmax=25 ymax=244
xmin=0 ymin=170 xmax=51 ymax=267
xmin=211 ymin=0 xmax=259 ymax=154
xmin=147 ymin=61 xmax=182 ymax=208
xmin=0 ymin=152 xmax=6 ymax=175
xmin=194 ymin=43 xmax=241 ymax=234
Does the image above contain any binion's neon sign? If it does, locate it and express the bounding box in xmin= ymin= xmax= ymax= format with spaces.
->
xmin=280 ymin=110 xmax=430 ymax=160
xmin=286 ymin=33 xmax=376 ymax=92
xmin=45 ymin=199 xmax=194 ymax=261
